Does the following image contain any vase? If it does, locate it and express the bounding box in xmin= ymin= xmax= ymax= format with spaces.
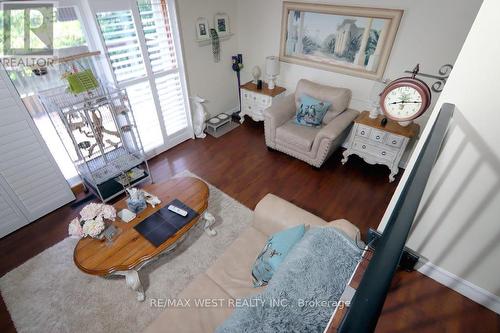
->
xmin=93 ymin=219 xmax=113 ymax=240
xmin=98 ymin=223 xmax=120 ymax=246
xmin=127 ymin=197 xmax=147 ymax=214
xmin=95 ymin=232 xmax=106 ymax=240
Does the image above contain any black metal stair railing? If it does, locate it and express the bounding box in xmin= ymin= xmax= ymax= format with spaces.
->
xmin=338 ymin=103 xmax=455 ymax=333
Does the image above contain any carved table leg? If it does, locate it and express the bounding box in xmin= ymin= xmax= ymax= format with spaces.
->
xmin=389 ymin=167 xmax=399 ymax=183
xmin=115 ymin=270 xmax=145 ymax=302
xmin=341 ymin=150 xmax=351 ymax=164
xmin=201 ymin=212 xmax=217 ymax=236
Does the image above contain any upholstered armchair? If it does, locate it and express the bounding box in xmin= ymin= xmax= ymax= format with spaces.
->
xmin=264 ymin=79 xmax=359 ymax=168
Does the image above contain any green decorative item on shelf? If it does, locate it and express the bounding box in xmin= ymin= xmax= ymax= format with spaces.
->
xmin=66 ymin=69 xmax=99 ymax=94
xmin=210 ymin=28 xmax=220 ymax=63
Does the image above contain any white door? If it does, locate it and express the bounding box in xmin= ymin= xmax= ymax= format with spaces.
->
xmin=86 ymin=0 xmax=193 ymax=157
xmin=0 ymin=182 xmax=29 ymax=238
xmin=0 ymin=66 xmax=75 ymax=237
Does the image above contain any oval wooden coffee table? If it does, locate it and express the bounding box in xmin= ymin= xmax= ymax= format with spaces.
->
xmin=74 ymin=177 xmax=213 ymax=301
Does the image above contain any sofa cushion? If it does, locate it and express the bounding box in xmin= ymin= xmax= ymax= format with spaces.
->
xmin=295 ymin=95 xmax=331 ymax=127
xmin=206 ymin=226 xmax=268 ymax=298
xmin=295 ymin=79 xmax=352 ymax=124
xmin=276 ymin=119 xmax=319 ymax=152
xmin=253 ymin=194 xmax=328 ymax=236
xmin=143 ymin=273 xmax=233 ymax=333
xmin=251 ymin=224 xmax=306 ymax=287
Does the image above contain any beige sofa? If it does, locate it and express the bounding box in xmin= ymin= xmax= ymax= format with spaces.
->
xmin=264 ymin=79 xmax=359 ymax=168
xmin=144 ymin=194 xmax=360 ymax=333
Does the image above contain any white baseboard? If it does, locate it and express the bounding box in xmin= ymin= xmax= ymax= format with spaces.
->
xmin=208 ymin=106 xmax=239 ymax=118
xmin=222 ymin=106 xmax=239 ymax=116
xmin=417 ymin=259 xmax=500 ymax=314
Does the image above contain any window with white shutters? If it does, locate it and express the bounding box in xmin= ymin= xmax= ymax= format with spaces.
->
xmin=138 ymin=0 xmax=189 ymax=136
xmin=93 ymin=0 xmax=191 ymax=155
xmin=97 ymin=10 xmax=147 ymax=83
xmin=155 ymin=73 xmax=188 ymax=135
xmin=125 ymin=82 xmax=164 ymax=152
xmin=137 ymin=0 xmax=178 ymax=74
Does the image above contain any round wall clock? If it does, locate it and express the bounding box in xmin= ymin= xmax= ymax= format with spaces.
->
xmin=379 ymin=70 xmax=432 ymax=125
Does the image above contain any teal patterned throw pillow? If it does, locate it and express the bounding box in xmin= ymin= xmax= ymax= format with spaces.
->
xmin=295 ymin=95 xmax=331 ymax=127
xmin=251 ymin=224 xmax=306 ymax=287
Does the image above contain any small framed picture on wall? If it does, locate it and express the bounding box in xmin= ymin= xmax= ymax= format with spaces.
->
xmin=214 ymin=13 xmax=229 ymax=36
xmin=196 ymin=17 xmax=210 ymax=40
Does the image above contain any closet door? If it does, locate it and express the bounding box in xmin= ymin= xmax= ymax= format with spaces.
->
xmin=0 ymin=66 xmax=75 ymax=238
xmin=0 ymin=183 xmax=28 ymax=238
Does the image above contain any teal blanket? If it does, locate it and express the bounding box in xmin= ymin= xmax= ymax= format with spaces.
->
xmin=216 ymin=227 xmax=362 ymax=333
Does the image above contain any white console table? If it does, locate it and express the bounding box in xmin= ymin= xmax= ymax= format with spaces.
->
xmin=342 ymin=111 xmax=420 ymax=182
xmin=239 ymin=81 xmax=286 ymax=123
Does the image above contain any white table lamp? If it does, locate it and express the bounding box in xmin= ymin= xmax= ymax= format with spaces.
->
xmin=265 ymin=56 xmax=280 ymax=90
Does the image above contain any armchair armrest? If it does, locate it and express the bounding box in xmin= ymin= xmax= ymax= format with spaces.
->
xmin=316 ymin=109 xmax=359 ymax=143
xmin=264 ymin=94 xmax=296 ymax=129
xmin=264 ymin=94 xmax=296 ymax=147
xmin=252 ymin=194 xmax=327 ymax=236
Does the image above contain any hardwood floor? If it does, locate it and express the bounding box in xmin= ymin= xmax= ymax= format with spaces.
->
xmin=0 ymin=121 xmax=498 ymax=332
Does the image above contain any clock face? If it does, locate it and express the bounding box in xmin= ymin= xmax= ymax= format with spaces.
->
xmin=383 ymin=86 xmax=422 ymax=119
xmin=380 ymin=78 xmax=431 ymax=122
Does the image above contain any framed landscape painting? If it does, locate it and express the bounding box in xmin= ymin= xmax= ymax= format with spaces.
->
xmin=280 ymin=2 xmax=403 ymax=80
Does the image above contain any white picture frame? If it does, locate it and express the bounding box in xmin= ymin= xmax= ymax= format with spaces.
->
xmin=214 ymin=13 xmax=229 ymax=36
xmin=280 ymin=2 xmax=403 ymax=80
xmin=196 ymin=17 xmax=210 ymax=40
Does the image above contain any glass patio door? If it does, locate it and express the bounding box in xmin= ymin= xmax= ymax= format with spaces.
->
xmin=89 ymin=0 xmax=192 ymax=157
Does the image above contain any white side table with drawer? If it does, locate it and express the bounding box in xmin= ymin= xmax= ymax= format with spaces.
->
xmin=240 ymin=81 xmax=286 ymax=123
xmin=341 ymin=111 xmax=420 ymax=182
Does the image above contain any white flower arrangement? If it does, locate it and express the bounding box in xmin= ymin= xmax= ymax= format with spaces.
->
xmin=80 ymin=202 xmax=116 ymax=221
xmin=68 ymin=203 xmax=116 ymax=239
xmin=82 ymin=216 xmax=106 ymax=238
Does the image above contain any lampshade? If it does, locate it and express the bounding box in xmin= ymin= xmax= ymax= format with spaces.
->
xmin=265 ymin=56 xmax=280 ymax=77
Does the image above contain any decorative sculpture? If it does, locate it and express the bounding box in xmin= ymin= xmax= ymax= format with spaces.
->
xmin=191 ymin=95 xmax=209 ymax=139
xmin=251 ymin=66 xmax=262 ymax=84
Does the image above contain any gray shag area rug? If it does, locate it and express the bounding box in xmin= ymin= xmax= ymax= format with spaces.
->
xmin=0 ymin=170 xmax=252 ymax=333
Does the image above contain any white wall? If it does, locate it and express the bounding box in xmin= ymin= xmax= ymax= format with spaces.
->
xmin=379 ymin=0 xmax=500 ymax=312
xmin=174 ymin=0 xmax=481 ymax=127
xmin=236 ymin=0 xmax=482 ymax=128
xmin=176 ymin=0 xmax=240 ymax=116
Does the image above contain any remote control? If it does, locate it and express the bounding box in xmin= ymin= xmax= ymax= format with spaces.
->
xmin=168 ymin=205 xmax=188 ymax=217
